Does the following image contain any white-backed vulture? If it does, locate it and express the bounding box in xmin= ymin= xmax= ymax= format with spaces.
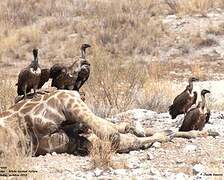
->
xmin=169 ymin=77 xmax=199 ymax=119
xmin=17 ymin=49 xmax=41 ymax=98
xmin=72 ymin=44 xmax=91 ymax=91
xmin=38 ymin=68 xmax=50 ymax=89
xmin=50 ymin=44 xmax=91 ymax=90
xmin=179 ymin=89 xmax=211 ymax=131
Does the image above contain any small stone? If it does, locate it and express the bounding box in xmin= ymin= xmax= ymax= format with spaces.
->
xmin=152 ymin=142 xmax=161 ymax=148
xmin=173 ymin=173 xmax=189 ymax=180
xmin=147 ymin=153 xmax=154 ymax=160
xmin=114 ymin=169 xmax=127 ymax=175
xmin=129 ymin=151 xmax=138 ymax=155
xmin=52 ymin=152 xmax=57 ymax=156
xmin=150 ymin=167 xmax=160 ymax=176
xmin=94 ymin=168 xmax=103 ymax=177
xmin=128 ymin=162 xmax=140 ymax=169
xmin=193 ymin=164 xmax=205 ymax=175
xmin=46 ymin=153 xmax=51 ymax=157
xmin=184 ymin=144 xmax=197 ymax=152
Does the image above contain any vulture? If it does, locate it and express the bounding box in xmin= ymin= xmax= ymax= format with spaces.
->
xmin=38 ymin=68 xmax=50 ymax=89
xmin=50 ymin=64 xmax=76 ymax=90
xmin=179 ymin=89 xmax=211 ymax=131
xmin=169 ymin=77 xmax=199 ymax=119
xmin=72 ymin=44 xmax=91 ymax=91
xmin=17 ymin=49 xmax=41 ymax=98
xmin=50 ymin=43 xmax=91 ymax=90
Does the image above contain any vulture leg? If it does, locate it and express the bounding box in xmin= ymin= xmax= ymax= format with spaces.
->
xmin=33 ymin=85 xmax=38 ymax=97
xmin=23 ymin=84 xmax=28 ymax=100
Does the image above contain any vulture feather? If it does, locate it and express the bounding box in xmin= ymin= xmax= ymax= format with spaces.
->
xmin=50 ymin=43 xmax=91 ymax=90
xmin=169 ymin=77 xmax=199 ymax=119
xmin=17 ymin=49 xmax=41 ymax=98
xmin=179 ymin=89 xmax=211 ymax=131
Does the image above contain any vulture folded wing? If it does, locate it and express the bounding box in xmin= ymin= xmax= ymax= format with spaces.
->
xmin=169 ymin=91 xmax=189 ymax=119
xmin=50 ymin=64 xmax=66 ymax=79
xmin=38 ymin=68 xmax=50 ymax=89
xmin=179 ymin=108 xmax=200 ymax=131
xmin=17 ymin=69 xmax=31 ymax=95
xmin=50 ymin=64 xmax=67 ymax=88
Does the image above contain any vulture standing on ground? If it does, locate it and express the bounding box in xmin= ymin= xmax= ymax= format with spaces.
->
xmin=169 ymin=77 xmax=199 ymax=119
xmin=50 ymin=43 xmax=91 ymax=90
xmin=179 ymin=89 xmax=211 ymax=131
xmin=17 ymin=49 xmax=41 ymax=98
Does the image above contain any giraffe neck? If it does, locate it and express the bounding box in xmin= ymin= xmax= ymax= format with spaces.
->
xmin=61 ymin=91 xmax=118 ymax=139
xmin=1 ymin=90 xmax=118 ymax=142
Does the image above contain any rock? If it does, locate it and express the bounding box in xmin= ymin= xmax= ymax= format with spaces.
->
xmin=193 ymin=164 xmax=205 ymax=175
xmin=114 ymin=169 xmax=127 ymax=175
xmin=184 ymin=144 xmax=197 ymax=152
xmin=152 ymin=142 xmax=161 ymax=148
xmin=173 ymin=173 xmax=189 ymax=180
xmin=52 ymin=152 xmax=57 ymax=156
xmin=128 ymin=158 xmax=141 ymax=169
xmin=94 ymin=168 xmax=103 ymax=177
xmin=129 ymin=151 xmax=138 ymax=155
xmin=46 ymin=153 xmax=51 ymax=157
xmin=147 ymin=153 xmax=154 ymax=160
xmin=150 ymin=167 xmax=160 ymax=176
xmin=113 ymin=109 xmax=157 ymax=123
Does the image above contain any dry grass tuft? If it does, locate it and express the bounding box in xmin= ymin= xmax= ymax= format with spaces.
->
xmin=165 ymin=0 xmax=217 ymax=15
xmin=136 ymin=79 xmax=174 ymax=112
xmin=0 ymin=80 xmax=16 ymax=111
xmin=89 ymin=135 xmax=116 ymax=169
xmin=89 ymin=134 xmax=128 ymax=169
xmin=0 ymin=115 xmax=32 ymax=170
xmin=191 ymin=33 xmax=218 ymax=48
xmin=85 ymin=48 xmax=147 ymax=117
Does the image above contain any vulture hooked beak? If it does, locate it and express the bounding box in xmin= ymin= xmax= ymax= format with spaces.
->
xmin=201 ymin=89 xmax=211 ymax=95
xmin=81 ymin=44 xmax=91 ymax=50
xmin=191 ymin=77 xmax=199 ymax=82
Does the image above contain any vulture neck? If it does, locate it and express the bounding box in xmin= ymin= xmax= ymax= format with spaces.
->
xmin=188 ymin=81 xmax=193 ymax=93
xmin=80 ymin=48 xmax=86 ymax=59
xmin=31 ymin=57 xmax=39 ymax=71
xmin=201 ymin=94 xmax=206 ymax=109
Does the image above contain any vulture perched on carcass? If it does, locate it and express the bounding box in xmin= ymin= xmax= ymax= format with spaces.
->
xmin=17 ymin=49 xmax=41 ymax=98
xmin=50 ymin=43 xmax=91 ymax=91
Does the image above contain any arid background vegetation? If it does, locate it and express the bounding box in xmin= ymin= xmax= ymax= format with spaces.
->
xmin=0 ymin=0 xmax=224 ymax=179
xmin=1 ymin=0 xmax=224 ymax=115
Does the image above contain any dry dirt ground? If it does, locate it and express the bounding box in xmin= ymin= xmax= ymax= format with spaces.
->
xmin=15 ymin=108 xmax=223 ymax=180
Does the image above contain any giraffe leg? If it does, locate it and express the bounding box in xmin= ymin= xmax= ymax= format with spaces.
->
xmin=117 ymin=130 xmax=174 ymax=153
xmin=173 ymin=130 xmax=219 ymax=138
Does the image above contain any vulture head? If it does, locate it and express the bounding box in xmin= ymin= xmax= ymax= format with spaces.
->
xmin=189 ymin=77 xmax=199 ymax=83
xmin=201 ymin=89 xmax=211 ymax=96
xmin=31 ymin=48 xmax=39 ymax=71
xmin=80 ymin=44 xmax=91 ymax=58
xmin=81 ymin=44 xmax=91 ymax=51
